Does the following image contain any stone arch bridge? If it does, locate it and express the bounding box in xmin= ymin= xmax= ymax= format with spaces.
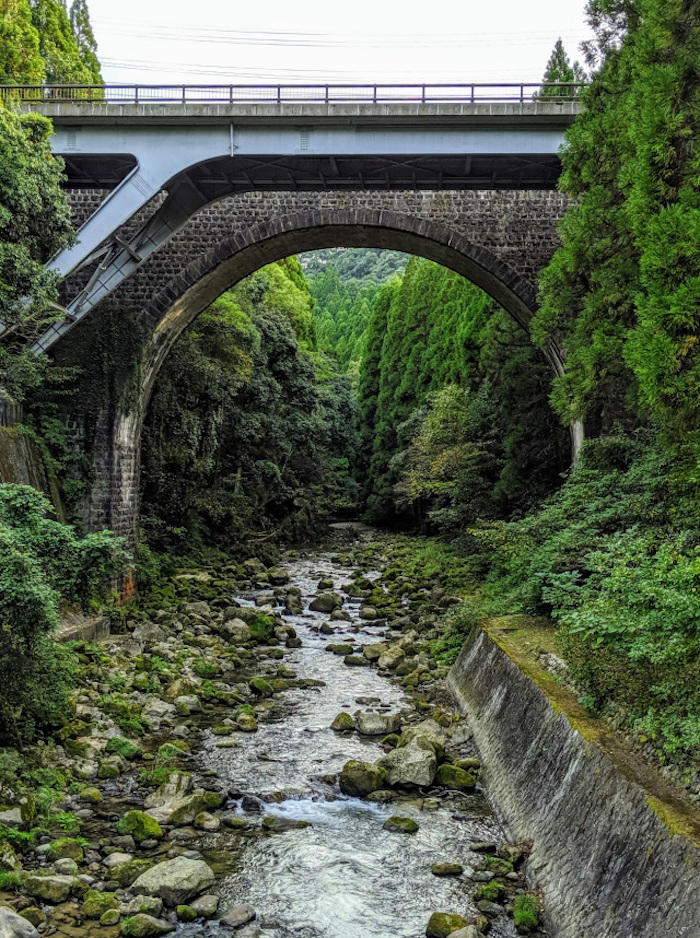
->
xmin=6 ymin=89 xmax=581 ymax=547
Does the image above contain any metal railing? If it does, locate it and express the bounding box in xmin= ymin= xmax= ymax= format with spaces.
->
xmin=0 ymin=82 xmax=586 ymax=106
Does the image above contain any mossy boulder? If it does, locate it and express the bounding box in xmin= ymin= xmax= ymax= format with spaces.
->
xmin=121 ymin=914 xmax=175 ymax=937
xmin=426 ymin=912 xmax=470 ymax=937
xmin=19 ymin=907 xmax=46 ymax=927
xmin=338 ymin=760 xmax=387 ymax=798
xmin=236 ymin=713 xmax=258 ymax=732
xmin=309 ymin=592 xmax=343 ymax=613
xmin=117 ymin=811 xmax=164 ymax=843
xmin=83 ymin=889 xmax=120 ymax=919
xmin=79 ymin=787 xmax=102 ymax=804
xmin=46 ymin=838 xmax=84 ymax=863
xmin=106 ymin=737 xmax=143 ymax=759
xmin=330 ymin=712 xmax=354 ymax=731
xmin=111 ymin=859 xmax=156 ymax=888
xmin=382 ymin=816 xmax=419 ymax=834
xmin=101 ymin=910 xmax=121 ymax=926
xmin=249 ymin=677 xmax=274 ymax=698
xmin=435 ymin=764 xmax=476 ymax=791
xmin=431 ymin=862 xmax=464 ymax=876
xmin=176 ymin=906 xmax=198 ymax=923
xmin=25 ymin=874 xmax=81 ymax=903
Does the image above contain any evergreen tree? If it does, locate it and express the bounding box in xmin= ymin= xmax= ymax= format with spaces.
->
xmin=30 ymin=0 xmax=94 ymax=83
xmin=68 ymin=0 xmax=101 ymax=83
xmin=537 ymin=38 xmax=586 ymax=97
xmin=0 ymin=0 xmax=44 ymax=83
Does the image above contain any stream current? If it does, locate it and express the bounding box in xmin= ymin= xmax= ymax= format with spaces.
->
xmin=184 ymin=538 xmax=526 ymax=938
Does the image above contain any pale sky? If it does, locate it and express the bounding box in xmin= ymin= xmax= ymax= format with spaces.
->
xmin=86 ymin=0 xmax=594 ymax=86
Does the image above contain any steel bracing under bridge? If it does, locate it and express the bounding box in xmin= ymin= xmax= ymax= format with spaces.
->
xmin=0 ymin=83 xmax=583 ymax=353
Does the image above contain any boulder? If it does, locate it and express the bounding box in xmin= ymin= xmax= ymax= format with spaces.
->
xmin=189 ymin=894 xmax=219 ymax=918
xmin=24 ymin=874 xmax=81 ymax=903
xmin=149 ymin=792 xmax=210 ymax=826
xmin=142 ymin=699 xmax=176 ymax=722
xmin=425 ymin=912 xmax=470 ymax=938
xmin=144 ymin=772 xmax=193 ymax=809
xmin=46 ymin=837 xmax=84 ymax=862
xmin=131 ymin=857 xmax=216 ymax=907
xmin=261 ymin=816 xmax=311 ymax=832
xmin=117 ymin=811 xmax=164 ymax=843
xmin=111 ymin=859 xmax=155 ymax=888
xmin=435 ymin=764 xmax=476 ymax=791
xmin=338 ymin=760 xmax=387 ymax=798
xmin=222 ymin=620 xmax=251 ymax=644
xmin=355 ymin=712 xmax=402 ymax=736
xmin=0 ymin=907 xmax=40 ymax=938
xmin=401 ymin=720 xmax=447 ymax=758
xmin=378 ymin=646 xmax=405 ymax=669
xmin=309 ymin=593 xmax=343 ymax=613
xmin=377 ymin=736 xmax=437 ymax=788
xmin=330 ymin=712 xmax=354 ymax=731
xmin=266 ymin=568 xmax=289 ymax=586
xmin=362 ymin=643 xmax=388 ymax=662
xmin=221 ymin=905 xmax=256 ymax=928
xmin=82 ymin=890 xmax=120 ymax=919
xmin=121 ymin=914 xmax=175 ymax=937
xmin=382 ymin=816 xmax=419 ymax=833
xmin=431 ymin=862 xmax=464 ymax=876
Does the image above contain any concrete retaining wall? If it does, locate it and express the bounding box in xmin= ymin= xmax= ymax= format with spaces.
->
xmin=447 ymin=625 xmax=700 ymax=938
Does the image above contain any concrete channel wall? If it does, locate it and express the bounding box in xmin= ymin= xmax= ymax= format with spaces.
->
xmin=447 ymin=625 xmax=700 ymax=938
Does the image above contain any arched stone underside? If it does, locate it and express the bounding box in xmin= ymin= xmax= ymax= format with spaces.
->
xmin=60 ymin=187 xmax=571 ymax=549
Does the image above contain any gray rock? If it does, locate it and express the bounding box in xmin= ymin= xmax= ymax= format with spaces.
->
xmin=24 ymin=874 xmax=80 ymax=903
xmin=0 ymin=907 xmax=40 ymax=938
xmin=378 ymin=646 xmax=405 ymax=669
xmin=448 ymin=929 xmax=480 ymax=938
xmin=183 ymin=601 xmax=211 ymax=618
xmin=142 ymin=699 xmax=176 ymax=722
xmin=131 ymin=856 xmax=216 ymax=907
xmin=0 ymin=809 xmax=23 ymax=829
xmin=189 ymin=894 xmax=219 ymax=917
xmin=121 ymin=914 xmax=175 ymax=937
xmin=144 ymin=772 xmax=193 ymax=809
xmin=401 ymin=719 xmax=447 ymax=758
xmin=104 ymin=851 xmax=134 ymax=867
xmin=222 ymin=620 xmax=251 ymax=644
xmin=54 ymin=858 xmax=79 ymax=876
xmin=122 ymin=896 xmax=164 ymax=918
xmin=309 ymin=593 xmax=343 ymax=613
xmin=221 ymin=904 xmax=256 ymax=928
xmin=376 ymin=736 xmax=437 ymax=787
xmin=355 ymin=712 xmax=402 ymax=736
xmin=174 ymin=695 xmax=201 ymax=713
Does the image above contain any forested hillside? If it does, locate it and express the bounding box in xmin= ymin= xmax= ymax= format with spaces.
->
xmin=302 ymin=248 xmax=408 ymax=373
xmin=140 ymin=258 xmax=359 ymax=559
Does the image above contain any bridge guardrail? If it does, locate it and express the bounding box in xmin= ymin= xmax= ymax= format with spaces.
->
xmin=0 ymin=82 xmax=586 ymax=106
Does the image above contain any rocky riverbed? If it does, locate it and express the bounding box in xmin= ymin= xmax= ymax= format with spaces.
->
xmin=0 ymin=527 xmax=546 ymax=938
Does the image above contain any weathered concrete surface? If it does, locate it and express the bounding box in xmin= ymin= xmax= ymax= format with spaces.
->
xmin=447 ymin=625 xmax=700 ymax=938
xmin=0 ymin=427 xmax=66 ymax=521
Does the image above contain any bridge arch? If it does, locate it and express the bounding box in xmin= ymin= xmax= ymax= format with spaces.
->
xmin=55 ymin=186 xmax=574 ymax=550
xmin=139 ymin=204 xmax=564 ymax=407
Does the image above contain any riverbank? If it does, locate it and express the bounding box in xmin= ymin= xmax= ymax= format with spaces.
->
xmin=0 ymin=527 xmax=542 ymax=938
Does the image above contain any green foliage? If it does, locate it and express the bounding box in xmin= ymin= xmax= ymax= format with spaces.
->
xmin=0 ymin=0 xmax=44 ymax=82
xmin=536 ymin=38 xmax=586 ymax=96
xmin=0 ymin=870 xmax=22 ymax=890
xmin=513 ymin=894 xmax=540 ymax=929
xmin=357 ymin=258 xmax=568 ymax=526
xmin=141 ymin=261 xmax=359 ymax=555
xmin=105 ymin=737 xmax=141 ymax=760
xmin=430 ymin=597 xmax=484 ymax=665
xmin=0 ymin=107 xmax=73 ymax=397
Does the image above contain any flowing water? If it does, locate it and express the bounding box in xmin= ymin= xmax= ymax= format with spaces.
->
xmin=182 ymin=541 xmax=527 ymax=938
